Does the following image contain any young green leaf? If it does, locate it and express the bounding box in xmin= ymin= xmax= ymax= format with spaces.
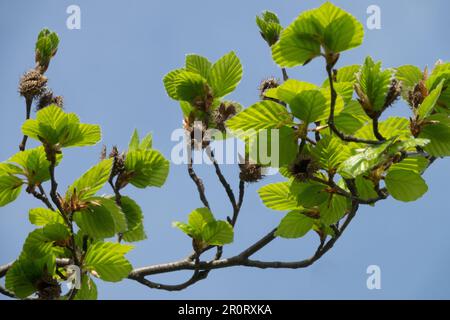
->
xmin=120 ymin=196 xmax=147 ymax=242
xmin=21 ymin=105 xmax=101 ymax=148
xmin=174 ymin=70 xmax=209 ymax=103
xmin=258 ymin=182 xmax=299 ymax=211
xmin=388 ymin=157 xmax=429 ymax=174
xmin=128 ymin=129 xmax=140 ymax=152
xmin=355 ymin=117 xmax=411 ymax=141
xmin=420 ymin=122 xmax=450 ymax=157
xmin=247 ymin=126 xmax=297 ymax=168
xmin=275 ymin=210 xmax=314 ymax=239
xmin=7 ymin=146 xmax=56 ymax=186
xmin=264 ymin=79 xmax=317 ymax=104
xmin=396 ymin=65 xmax=423 ymax=100
xmin=417 ymin=80 xmax=444 ymax=119
xmin=426 ymin=62 xmax=450 ymax=111
xmin=256 ymin=11 xmax=283 ymax=46
xmin=354 ymin=56 xmax=394 ymax=115
xmin=74 ymin=197 xmax=126 ymax=239
xmin=321 ymin=3 xmax=364 ymax=53
xmin=319 ymin=194 xmax=348 ymax=225
xmin=209 ymin=51 xmax=242 ymax=98
xmin=186 ymin=54 xmax=212 ymax=80
xmin=354 ymin=176 xmax=378 ymax=201
xmin=290 ymin=181 xmax=328 ymax=208
xmin=35 ymin=28 xmax=59 ymax=71
xmin=202 ymin=220 xmax=234 ymax=246
xmin=83 ymin=242 xmax=133 ymax=282
xmin=271 ymin=5 xmax=323 ymax=68
xmin=335 ymin=65 xmax=361 ymax=83
xmin=334 ymin=112 xmax=366 ymax=135
xmin=226 ymin=100 xmax=292 ymax=137
xmin=289 ymin=90 xmax=328 ymax=123
xmin=128 ymin=129 xmax=153 ymax=152
xmin=310 ymin=136 xmax=350 ymax=171
xmin=139 ymin=133 xmax=153 ymax=150
xmin=22 ymin=228 xmax=65 ymax=259
xmin=272 ymin=2 xmax=363 ymax=67
xmin=66 ymin=159 xmax=113 ymax=201
xmin=338 ymin=142 xmax=392 ymax=178
xmin=173 ymin=207 xmax=234 ymax=246
xmin=124 ymin=149 xmax=170 ymax=188
xmin=0 ymin=175 xmax=23 ymax=207
xmin=188 ymin=207 xmax=215 ymax=233
xmin=5 ymin=255 xmax=53 ymax=299
xmin=29 ymin=208 xmax=64 ymax=226
xmin=163 ymin=68 xmax=185 ymax=100
xmin=385 ymin=169 xmax=428 ymax=202
xmin=42 ymin=223 xmax=70 ymax=242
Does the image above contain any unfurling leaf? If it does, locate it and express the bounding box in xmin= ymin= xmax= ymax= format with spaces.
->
xmin=256 ymin=11 xmax=283 ymax=46
xmin=173 ymin=207 xmax=234 ymax=247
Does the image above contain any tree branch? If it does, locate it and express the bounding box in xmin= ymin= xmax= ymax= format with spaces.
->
xmin=127 ymin=202 xmax=358 ymax=287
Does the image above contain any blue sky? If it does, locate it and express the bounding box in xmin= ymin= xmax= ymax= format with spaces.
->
xmin=0 ymin=0 xmax=449 ymax=299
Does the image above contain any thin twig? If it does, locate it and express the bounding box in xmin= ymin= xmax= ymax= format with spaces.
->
xmin=0 ymin=285 xmax=19 ymax=299
xmin=372 ymin=117 xmax=386 ymax=141
xmin=19 ymin=97 xmax=32 ymax=151
xmin=325 ymin=63 xmax=382 ymax=145
xmin=281 ymin=68 xmax=289 ymax=82
xmin=30 ymin=185 xmax=55 ymax=210
xmin=187 ymin=159 xmax=210 ymax=209
xmin=48 ymin=160 xmax=79 ymax=299
xmin=206 ymin=147 xmax=239 ymax=223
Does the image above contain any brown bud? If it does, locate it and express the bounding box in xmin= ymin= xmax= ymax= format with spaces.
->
xmin=212 ymin=101 xmax=239 ymax=132
xmin=192 ymin=85 xmax=214 ymax=112
xmin=109 ymin=146 xmax=126 ymax=179
xmin=19 ymin=69 xmax=47 ymax=99
xmin=100 ymin=145 xmax=107 ymax=160
xmin=239 ymin=159 xmax=263 ymax=183
xmin=288 ymin=154 xmax=319 ymax=182
xmin=184 ymin=121 xmax=210 ymax=150
xmin=35 ymin=274 xmax=61 ymax=300
xmin=325 ymin=52 xmax=340 ymax=68
xmin=383 ymin=79 xmax=402 ymax=109
xmin=408 ymin=81 xmax=429 ymax=109
xmin=259 ymin=77 xmax=279 ymax=100
xmin=36 ymin=89 xmax=64 ymax=111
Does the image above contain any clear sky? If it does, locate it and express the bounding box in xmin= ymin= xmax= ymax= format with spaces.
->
xmin=0 ymin=0 xmax=449 ymax=299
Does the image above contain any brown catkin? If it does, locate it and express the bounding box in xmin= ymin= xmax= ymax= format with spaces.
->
xmin=36 ymin=90 xmax=64 ymax=110
xmin=19 ymin=69 xmax=47 ymax=99
xmin=239 ymin=160 xmax=263 ymax=183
